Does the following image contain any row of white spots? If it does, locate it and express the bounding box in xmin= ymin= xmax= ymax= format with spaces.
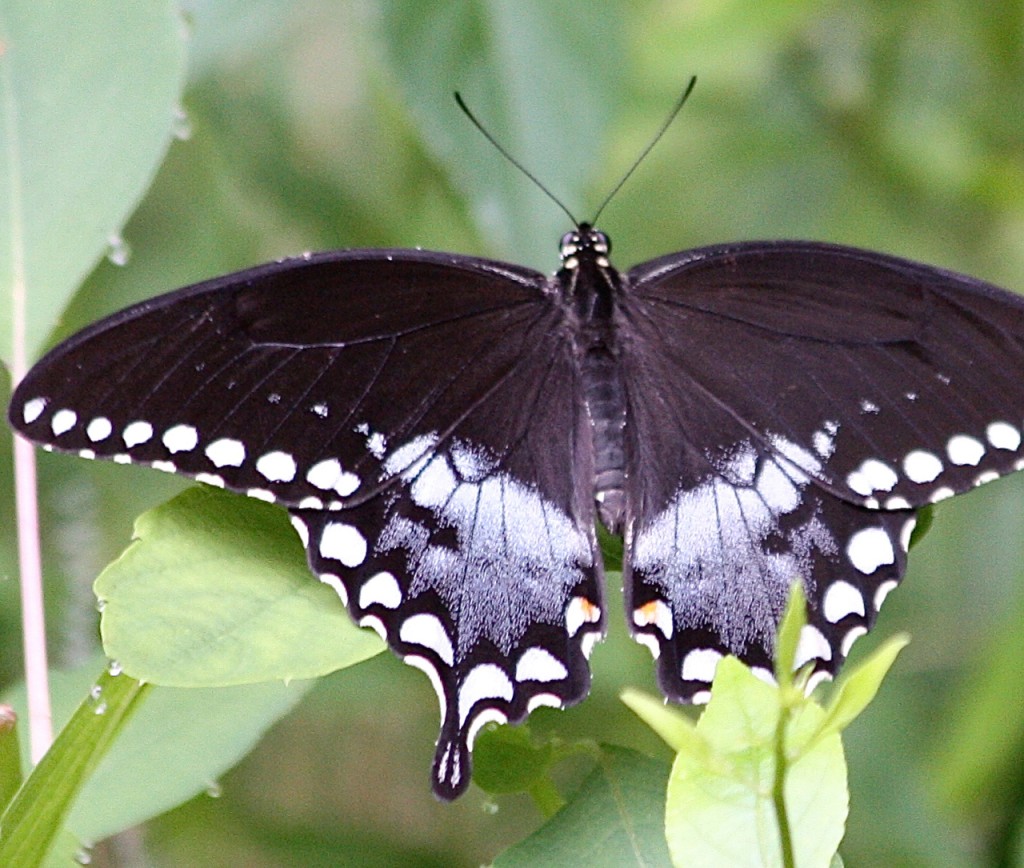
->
xmin=28 ymin=398 xmax=367 ymax=505
xmin=847 ymin=421 xmax=1023 ymax=503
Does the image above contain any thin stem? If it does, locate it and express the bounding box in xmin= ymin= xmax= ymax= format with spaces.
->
xmin=4 ymin=45 xmax=53 ymax=763
xmin=773 ymin=702 xmax=796 ymax=868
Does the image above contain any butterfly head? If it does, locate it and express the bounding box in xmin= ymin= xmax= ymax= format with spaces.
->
xmin=559 ymin=224 xmax=611 ymax=271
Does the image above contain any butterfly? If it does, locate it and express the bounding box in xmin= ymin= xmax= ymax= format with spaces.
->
xmin=10 ymin=222 xmax=1024 ymax=798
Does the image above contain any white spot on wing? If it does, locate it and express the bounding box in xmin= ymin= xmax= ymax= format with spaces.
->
xmin=794 ymin=624 xmax=832 ymax=668
xmin=823 ymin=580 xmax=866 ymax=622
xmin=565 ymin=596 xmax=600 ymax=636
xmin=846 ymin=458 xmax=898 ymax=496
xmin=50 ymin=408 xmax=77 ymax=436
xmin=458 ymin=664 xmax=513 ymax=726
xmin=467 ymin=707 xmax=508 ymax=750
xmin=162 ymin=423 xmax=198 ymax=453
xmin=256 ymin=450 xmax=297 ymax=482
xmin=400 ymin=613 xmax=454 ymax=665
xmin=86 ymin=417 xmax=112 ymax=442
xmin=122 ymin=420 xmax=153 ymax=447
xmin=289 ymin=515 xmax=309 ymax=547
xmin=987 ymin=421 xmax=1021 ymax=451
xmin=841 ymin=626 xmax=867 ymax=657
xmin=319 ymin=521 xmax=367 ymax=567
xmin=306 ymin=458 xmax=360 ymax=496
xmin=206 ymin=437 xmax=245 ymax=467
xmin=358 ymin=571 xmax=402 ymax=610
xmin=246 ymin=487 xmax=276 ymax=502
xmin=22 ymin=397 xmax=47 ymax=424
xmin=632 ymin=599 xmax=673 ymax=638
xmin=151 ymin=460 xmax=176 ymax=473
xmin=319 ymin=572 xmax=348 ymax=606
xmin=194 ymin=472 xmax=224 ymax=487
xmin=515 ymin=647 xmax=568 ymax=683
xmin=404 ymin=655 xmax=446 ymax=721
xmin=847 ymin=527 xmax=895 ymax=574
xmin=946 ymin=434 xmax=985 ymax=466
xmin=634 ymin=633 xmax=661 ymax=658
xmin=929 ymin=486 xmax=954 ymax=503
xmin=873 ymin=579 xmax=898 ymax=610
xmin=681 ymin=648 xmax=722 ymax=683
xmin=899 ymin=517 xmax=917 ymax=551
xmin=903 ymin=450 xmax=942 ymax=483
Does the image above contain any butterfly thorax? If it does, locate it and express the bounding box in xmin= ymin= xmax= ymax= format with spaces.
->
xmin=559 ymin=225 xmax=628 ymax=533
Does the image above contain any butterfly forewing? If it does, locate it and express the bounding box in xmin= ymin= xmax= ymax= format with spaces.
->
xmin=619 ymin=241 xmax=1024 ymax=695
xmin=10 ymin=249 xmax=606 ymax=800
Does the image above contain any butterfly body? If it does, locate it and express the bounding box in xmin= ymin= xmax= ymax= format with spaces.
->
xmin=10 ymin=229 xmax=1024 ymax=799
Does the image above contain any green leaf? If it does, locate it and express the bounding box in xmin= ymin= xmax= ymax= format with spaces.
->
xmin=4 ymin=656 xmax=313 ymax=845
xmin=0 ymin=0 xmax=187 ymax=364
xmin=664 ymin=658 xmax=848 ymax=868
xmin=95 ymin=486 xmax=383 ymax=687
xmin=773 ymin=580 xmax=808 ymax=692
xmin=0 ymin=705 xmax=20 ymax=812
xmin=379 ymin=0 xmax=624 ymax=266
xmin=472 ymin=724 xmax=555 ymax=795
xmin=621 ymin=688 xmax=701 ymax=755
xmin=816 ymin=634 xmax=910 ymax=741
xmin=0 ymin=668 xmax=148 ymax=867
xmin=495 ymin=745 xmax=672 ymax=868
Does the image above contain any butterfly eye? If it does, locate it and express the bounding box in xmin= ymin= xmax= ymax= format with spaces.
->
xmin=559 ymin=231 xmax=580 ymax=260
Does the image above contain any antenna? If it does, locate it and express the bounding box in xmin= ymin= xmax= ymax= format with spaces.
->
xmin=454 ymin=92 xmax=579 ymax=226
xmin=455 ymin=76 xmax=697 ymax=228
xmin=591 ymin=76 xmax=697 ymax=225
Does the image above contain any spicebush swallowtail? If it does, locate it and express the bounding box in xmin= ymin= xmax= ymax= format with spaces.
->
xmin=10 ymin=192 xmax=1024 ymax=800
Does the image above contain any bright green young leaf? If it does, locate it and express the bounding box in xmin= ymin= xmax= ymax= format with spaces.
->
xmin=664 ymin=658 xmax=848 ymax=868
xmin=0 ymin=668 xmax=148 ymax=867
xmin=815 ymin=635 xmax=910 ymax=742
xmin=495 ymin=745 xmax=672 ymax=868
xmin=621 ymin=688 xmax=701 ymax=755
xmin=95 ymin=486 xmax=383 ymax=686
xmin=0 ymin=0 xmax=187 ymax=364
xmin=773 ymin=580 xmax=808 ymax=693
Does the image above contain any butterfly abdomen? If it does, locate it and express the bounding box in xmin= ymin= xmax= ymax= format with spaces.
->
xmin=583 ymin=347 xmax=627 ymax=532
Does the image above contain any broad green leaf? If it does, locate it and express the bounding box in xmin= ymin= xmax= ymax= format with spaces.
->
xmin=5 ymin=656 xmax=313 ymax=845
xmin=379 ymin=0 xmax=624 ymax=267
xmin=0 ymin=668 xmax=148 ymax=867
xmin=0 ymin=0 xmax=187 ymax=364
xmin=495 ymin=745 xmax=672 ymax=868
xmin=664 ymin=659 xmax=847 ymax=868
xmin=95 ymin=486 xmax=383 ymax=686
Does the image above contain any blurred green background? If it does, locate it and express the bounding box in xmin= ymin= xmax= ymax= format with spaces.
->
xmin=3 ymin=0 xmax=1024 ymax=864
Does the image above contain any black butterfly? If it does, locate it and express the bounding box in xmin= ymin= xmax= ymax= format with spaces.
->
xmin=10 ymin=225 xmax=1024 ymax=799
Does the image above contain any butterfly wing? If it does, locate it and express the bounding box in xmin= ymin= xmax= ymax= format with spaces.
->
xmin=9 ymin=250 xmax=605 ymax=799
xmin=620 ymin=241 xmax=1024 ymax=699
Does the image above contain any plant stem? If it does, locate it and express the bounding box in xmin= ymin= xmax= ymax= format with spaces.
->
xmin=773 ymin=703 xmax=796 ymax=868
